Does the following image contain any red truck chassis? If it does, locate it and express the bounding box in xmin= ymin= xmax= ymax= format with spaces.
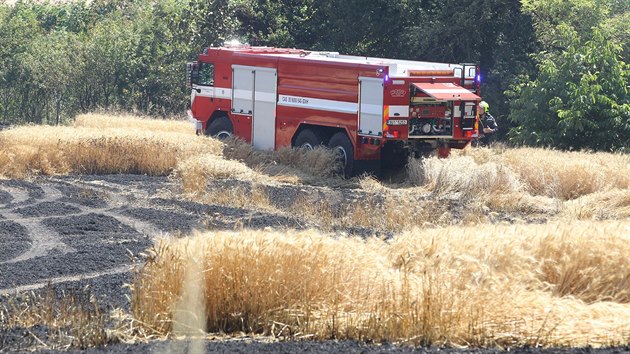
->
xmin=187 ymin=45 xmax=481 ymax=176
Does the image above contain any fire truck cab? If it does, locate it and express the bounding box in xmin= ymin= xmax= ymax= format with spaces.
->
xmin=187 ymin=45 xmax=481 ymax=177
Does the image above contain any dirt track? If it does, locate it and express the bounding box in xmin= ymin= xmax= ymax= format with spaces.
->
xmin=0 ymin=175 xmax=627 ymax=353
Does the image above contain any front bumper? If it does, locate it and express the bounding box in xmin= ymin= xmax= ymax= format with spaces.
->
xmin=187 ymin=110 xmax=203 ymax=134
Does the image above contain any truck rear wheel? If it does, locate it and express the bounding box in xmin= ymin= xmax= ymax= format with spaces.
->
xmin=328 ymin=132 xmax=354 ymax=178
xmin=294 ymin=129 xmax=322 ymax=150
xmin=206 ymin=116 xmax=233 ymax=139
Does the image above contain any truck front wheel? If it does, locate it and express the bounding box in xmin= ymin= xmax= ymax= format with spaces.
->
xmin=206 ymin=116 xmax=233 ymax=139
xmin=328 ymin=132 xmax=354 ymax=178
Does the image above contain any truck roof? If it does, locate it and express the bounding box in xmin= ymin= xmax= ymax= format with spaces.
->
xmin=207 ymin=46 xmax=464 ymax=77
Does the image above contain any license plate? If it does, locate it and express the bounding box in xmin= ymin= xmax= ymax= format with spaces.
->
xmin=387 ymin=119 xmax=408 ymax=126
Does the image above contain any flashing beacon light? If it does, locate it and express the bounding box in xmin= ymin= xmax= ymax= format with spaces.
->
xmin=476 ymin=74 xmax=481 ymax=83
xmin=225 ymin=39 xmax=243 ymax=47
xmin=384 ymin=74 xmax=389 ymax=82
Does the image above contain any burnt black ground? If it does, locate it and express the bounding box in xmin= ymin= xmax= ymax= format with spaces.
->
xmin=36 ymin=341 xmax=630 ymax=354
xmin=0 ymin=221 xmax=29 ymax=261
xmin=0 ymin=175 xmax=624 ymax=353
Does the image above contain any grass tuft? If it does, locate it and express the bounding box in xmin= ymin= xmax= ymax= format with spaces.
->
xmin=407 ymin=155 xmax=522 ymax=199
xmin=496 ymin=148 xmax=630 ymax=200
xmin=0 ymin=285 xmax=117 ymax=350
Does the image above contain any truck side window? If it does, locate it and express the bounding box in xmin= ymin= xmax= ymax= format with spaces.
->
xmin=198 ymin=62 xmax=214 ymax=86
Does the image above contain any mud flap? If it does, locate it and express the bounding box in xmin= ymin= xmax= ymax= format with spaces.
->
xmin=437 ymin=146 xmax=451 ymax=158
xmin=353 ymin=159 xmax=382 ymax=178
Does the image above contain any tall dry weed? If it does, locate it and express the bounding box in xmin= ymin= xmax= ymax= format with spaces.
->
xmin=201 ymin=183 xmax=273 ymax=211
xmin=173 ymin=154 xmax=261 ymax=193
xmin=221 ymin=137 xmax=340 ymax=182
xmin=484 ymin=192 xmax=561 ymax=218
xmin=132 ymin=221 xmax=630 ymax=347
xmin=407 ymin=155 xmax=522 ymax=199
xmin=290 ymin=188 xmax=459 ymax=232
xmin=408 ymin=146 xmax=630 ymax=219
xmin=533 ymin=222 xmax=630 ymax=303
xmin=0 ymin=286 xmax=113 ymax=349
xmin=560 ymin=189 xmax=630 ymax=220
xmin=132 ymin=230 xmax=391 ymax=337
xmin=498 ymin=148 xmax=630 ymax=200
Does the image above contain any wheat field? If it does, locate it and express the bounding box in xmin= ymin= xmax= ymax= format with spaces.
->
xmin=2 ymin=113 xmax=630 ymax=348
xmin=132 ymin=223 xmax=630 ymax=348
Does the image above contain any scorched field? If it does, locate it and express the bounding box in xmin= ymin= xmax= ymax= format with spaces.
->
xmin=1 ymin=114 xmax=629 ymax=353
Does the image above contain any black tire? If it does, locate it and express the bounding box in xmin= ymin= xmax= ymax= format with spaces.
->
xmin=206 ymin=115 xmax=233 ymax=139
xmin=294 ymin=128 xmax=322 ymax=150
xmin=328 ymin=132 xmax=354 ymax=178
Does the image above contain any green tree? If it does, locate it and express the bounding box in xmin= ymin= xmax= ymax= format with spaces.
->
xmin=20 ymin=30 xmax=81 ymax=124
xmin=129 ymin=0 xmax=239 ymax=114
xmin=304 ymin=0 xmax=413 ymax=55
xmin=0 ymin=1 xmax=42 ymax=124
xmin=508 ymin=0 xmax=630 ymax=151
xmin=231 ymin=0 xmax=314 ymax=47
xmin=521 ymin=0 xmax=609 ymax=46
xmin=508 ymin=28 xmax=630 ymax=150
xmin=77 ymin=11 xmax=143 ymax=112
xmin=601 ymin=11 xmax=630 ymax=63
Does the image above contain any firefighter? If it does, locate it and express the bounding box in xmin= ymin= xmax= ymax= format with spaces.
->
xmin=477 ymin=101 xmax=498 ymax=146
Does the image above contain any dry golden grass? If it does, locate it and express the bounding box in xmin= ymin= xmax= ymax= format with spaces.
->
xmin=0 ymin=113 xmax=340 ymax=189
xmin=402 ymin=146 xmax=630 ymax=223
xmin=201 ymin=183 xmax=273 ymax=211
xmin=560 ymin=189 xmax=630 ymax=220
xmin=173 ymin=154 xmax=262 ymax=193
xmin=0 ymin=114 xmax=327 ymax=190
xmin=290 ymin=144 xmax=630 ymax=231
xmin=4 ymin=113 xmax=630 ymax=349
xmin=0 ymin=286 xmax=113 ymax=349
xmin=172 ymin=137 xmax=341 ymax=211
xmin=0 ymin=114 xmax=223 ymax=178
xmin=131 ymin=221 xmax=630 ymax=348
xmin=458 ymin=147 xmax=630 ymax=200
xmin=291 ymin=191 xmax=458 ymax=232
xmin=3 ymin=114 xmax=628 ymax=208
xmin=73 ymin=113 xmax=192 ymax=134
xmin=408 ymin=154 xmax=522 ymax=198
xmin=220 ymin=137 xmax=341 ymax=185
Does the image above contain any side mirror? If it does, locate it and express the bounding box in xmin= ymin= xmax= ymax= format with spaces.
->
xmin=186 ymin=61 xmax=199 ymax=86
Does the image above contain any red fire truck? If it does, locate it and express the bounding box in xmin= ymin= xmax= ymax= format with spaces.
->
xmin=187 ymin=44 xmax=481 ymax=176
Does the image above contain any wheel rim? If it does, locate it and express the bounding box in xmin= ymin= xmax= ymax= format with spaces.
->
xmin=334 ymin=146 xmax=348 ymax=168
xmin=301 ymin=142 xmax=314 ymax=150
xmin=215 ymin=130 xmax=232 ymax=139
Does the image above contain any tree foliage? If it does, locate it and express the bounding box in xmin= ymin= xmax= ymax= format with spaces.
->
xmin=0 ymin=0 xmax=238 ymax=124
xmin=0 ymin=0 xmax=628 ymax=153
xmin=509 ymin=0 xmax=630 ymax=151
xmin=509 ymin=28 xmax=630 ymax=150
